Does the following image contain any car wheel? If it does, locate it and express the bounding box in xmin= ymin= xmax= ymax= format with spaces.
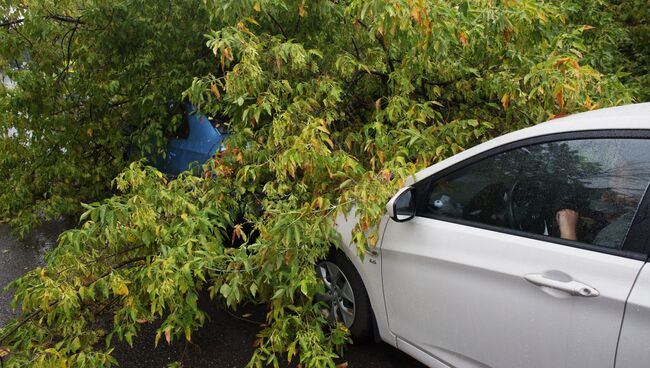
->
xmin=316 ymin=251 xmax=373 ymax=342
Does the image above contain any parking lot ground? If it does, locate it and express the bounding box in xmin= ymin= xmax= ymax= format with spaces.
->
xmin=111 ymin=299 xmax=426 ymax=368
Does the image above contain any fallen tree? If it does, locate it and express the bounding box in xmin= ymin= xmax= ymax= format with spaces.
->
xmin=0 ymin=0 xmax=646 ymax=367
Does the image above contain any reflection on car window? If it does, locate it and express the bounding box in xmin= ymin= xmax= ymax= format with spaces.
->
xmin=420 ymin=138 xmax=650 ymax=250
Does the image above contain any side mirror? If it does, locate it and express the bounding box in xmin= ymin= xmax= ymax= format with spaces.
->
xmin=386 ymin=187 xmax=415 ymax=222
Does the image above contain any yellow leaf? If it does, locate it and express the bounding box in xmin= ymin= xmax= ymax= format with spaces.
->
xmin=253 ymin=2 xmax=261 ymax=12
xmin=164 ymin=327 xmax=171 ymax=345
xmin=223 ymin=47 xmax=234 ymax=61
xmin=210 ymin=84 xmax=222 ymax=101
xmin=501 ymin=93 xmax=510 ymax=110
xmin=368 ymin=232 xmax=378 ymax=247
xmin=410 ymin=7 xmax=422 ymax=23
xmin=555 ymin=88 xmax=564 ymax=109
xmin=458 ymin=31 xmax=468 ymax=47
xmin=298 ymin=3 xmax=306 ymax=17
xmin=115 ymin=283 xmax=129 ymax=296
xmin=181 ymin=213 xmax=188 ymax=221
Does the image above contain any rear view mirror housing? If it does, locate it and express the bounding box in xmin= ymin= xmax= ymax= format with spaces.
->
xmin=387 ymin=187 xmax=415 ymax=222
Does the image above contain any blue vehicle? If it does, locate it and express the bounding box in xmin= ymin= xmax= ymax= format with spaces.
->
xmin=155 ymin=103 xmax=226 ymax=176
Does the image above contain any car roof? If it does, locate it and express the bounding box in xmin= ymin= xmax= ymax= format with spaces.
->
xmin=409 ymin=103 xmax=650 ymax=185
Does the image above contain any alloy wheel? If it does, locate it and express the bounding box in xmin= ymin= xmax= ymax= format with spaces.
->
xmin=316 ymin=261 xmax=356 ymax=327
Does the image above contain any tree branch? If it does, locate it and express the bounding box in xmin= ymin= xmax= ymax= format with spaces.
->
xmin=265 ymin=11 xmax=287 ymax=39
xmin=0 ymin=18 xmax=24 ymax=28
xmin=354 ymin=19 xmax=395 ymax=72
xmin=1 ymin=15 xmax=85 ymax=29
xmin=374 ymin=33 xmax=395 ymax=72
xmin=46 ymin=15 xmax=85 ymax=25
xmin=351 ymin=36 xmax=361 ymax=61
xmin=94 ymin=256 xmax=147 ymax=283
xmin=56 ymin=22 xmax=80 ymax=82
xmin=344 ymin=69 xmax=388 ymax=96
xmin=0 ymin=255 xmax=147 ymax=345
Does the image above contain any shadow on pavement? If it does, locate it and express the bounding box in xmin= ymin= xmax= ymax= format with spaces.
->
xmin=112 ymin=297 xmax=426 ymax=368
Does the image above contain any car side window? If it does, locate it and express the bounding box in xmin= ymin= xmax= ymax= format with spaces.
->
xmin=419 ymin=138 xmax=650 ymax=250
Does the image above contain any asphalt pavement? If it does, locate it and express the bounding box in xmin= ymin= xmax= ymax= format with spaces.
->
xmin=0 ymin=222 xmax=425 ymax=368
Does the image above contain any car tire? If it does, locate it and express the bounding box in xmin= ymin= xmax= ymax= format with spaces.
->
xmin=316 ymin=250 xmax=373 ymax=343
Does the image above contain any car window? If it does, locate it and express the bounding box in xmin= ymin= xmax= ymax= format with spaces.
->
xmin=419 ymin=138 xmax=650 ymax=250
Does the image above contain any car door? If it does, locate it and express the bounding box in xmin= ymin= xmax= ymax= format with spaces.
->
xmin=380 ymin=132 xmax=650 ymax=368
xmin=614 ymin=190 xmax=650 ymax=368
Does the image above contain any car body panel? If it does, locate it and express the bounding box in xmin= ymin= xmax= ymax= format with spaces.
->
xmin=335 ymin=211 xmax=398 ymax=346
xmin=616 ymin=263 xmax=650 ymax=368
xmin=395 ymin=338 xmax=452 ymax=368
xmin=162 ymin=107 xmax=225 ymax=176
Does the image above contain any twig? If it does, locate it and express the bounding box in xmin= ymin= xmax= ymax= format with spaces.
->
xmin=374 ymin=33 xmax=394 ymax=72
xmin=0 ymin=310 xmax=40 ymax=345
xmin=0 ymin=18 xmax=24 ymax=28
xmin=265 ymin=11 xmax=287 ymax=39
xmin=293 ymin=14 xmax=301 ymax=35
xmin=94 ymin=256 xmax=147 ymax=283
xmin=56 ymin=22 xmax=79 ymax=81
xmin=351 ymin=36 xmax=361 ymax=61
xmin=217 ymin=301 xmax=263 ymax=325
xmin=46 ymin=15 xmax=85 ymax=25
xmin=53 ymin=244 xmax=148 ymax=278
xmin=354 ymin=18 xmax=395 ymax=73
xmin=11 ymin=26 xmax=33 ymax=48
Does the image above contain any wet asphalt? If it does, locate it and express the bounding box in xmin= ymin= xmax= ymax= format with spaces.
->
xmin=0 ymin=222 xmax=425 ymax=368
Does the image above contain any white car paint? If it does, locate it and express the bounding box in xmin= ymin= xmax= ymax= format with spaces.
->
xmin=334 ymin=103 xmax=650 ymax=368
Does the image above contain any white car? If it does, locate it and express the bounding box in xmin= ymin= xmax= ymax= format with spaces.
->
xmin=318 ymin=103 xmax=650 ymax=368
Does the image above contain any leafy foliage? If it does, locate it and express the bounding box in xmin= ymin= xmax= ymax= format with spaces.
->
xmin=0 ymin=0 xmax=646 ymax=367
xmin=0 ymin=0 xmax=215 ymax=235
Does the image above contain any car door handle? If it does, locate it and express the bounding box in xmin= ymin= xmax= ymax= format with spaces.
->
xmin=524 ymin=273 xmax=600 ymax=297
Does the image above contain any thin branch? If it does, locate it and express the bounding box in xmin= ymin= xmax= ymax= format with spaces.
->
xmin=265 ymin=11 xmax=287 ymax=39
xmin=94 ymin=256 xmax=147 ymax=282
xmin=355 ymin=18 xmax=369 ymax=30
xmin=0 ymin=310 xmax=40 ymax=346
xmin=354 ymin=18 xmax=395 ymax=72
xmin=46 ymin=15 xmax=85 ymax=25
xmin=109 ymin=99 xmax=132 ymax=109
xmin=351 ymin=36 xmax=361 ymax=61
xmin=293 ymin=14 xmax=301 ymax=35
xmin=344 ymin=69 xmax=388 ymax=97
xmin=54 ymin=244 xmax=148 ymax=278
xmin=12 ymin=26 xmax=33 ymax=48
xmin=0 ymin=18 xmax=24 ymax=28
xmin=56 ymin=22 xmax=79 ymax=82
xmin=2 ymin=15 xmax=84 ymax=29
xmin=375 ymin=33 xmax=395 ymax=72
